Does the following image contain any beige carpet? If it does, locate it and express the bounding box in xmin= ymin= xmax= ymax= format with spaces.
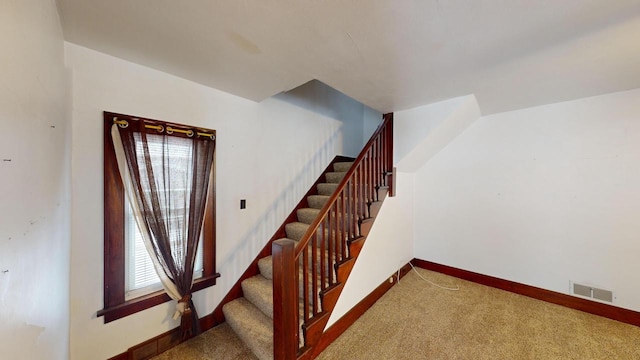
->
xmin=153 ymin=268 xmax=640 ymax=359
xmin=151 ymin=322 xmax=257 ymax=360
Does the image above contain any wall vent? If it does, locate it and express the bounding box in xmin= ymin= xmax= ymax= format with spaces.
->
xmin=571 ymin=282 xmax=613 ymax=303
xmin=573 ymin=283 xmax=592 ymax=297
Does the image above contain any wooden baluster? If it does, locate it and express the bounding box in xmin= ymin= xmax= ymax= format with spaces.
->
xmin=368 ymin=149 xmax=373 ymax=208
xmin=320 ymin=218 xmax=327 ymax=290
xmin=336 ymin=193 xmax=343 ymax=262
xmin=312 ymin=231 xmax=318 ymax=316
xmin=350 ymin=179 xmax=356 ymax=240
xmin=356 ymin=172 xmax=361 ymax=236
xmin=364 ymin=152 xmax=369 ymax=218
xmin=328 ymin=203 xmax=334 ymax=285
xmin=382 ymin=126 xmax=386 ymax=184
xmin=342 ymin=189 xmax=347 ymax=258
xmin=373 ymin=137 xmax=378 ymax=196
xmin=356 ymin=176 xmax=360 ymax=234
xmin=386 ymin=114 xmax=394 ymax=196
xmin=377 ymin=136 xmax=381 ymax=193
xmin=302 ymin=237 xmax=309 ymax=322
xmin=379 ymin=134 xmax=383 ymax=188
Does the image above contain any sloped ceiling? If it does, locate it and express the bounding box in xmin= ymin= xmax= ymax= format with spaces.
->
xmin=57 ymin=0 xmax=640 ymax=114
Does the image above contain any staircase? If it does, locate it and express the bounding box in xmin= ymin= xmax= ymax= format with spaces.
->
xmin=220 ymin=114 xmax=394 ymax=360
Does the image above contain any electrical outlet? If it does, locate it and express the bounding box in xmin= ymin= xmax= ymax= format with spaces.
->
xmin=240 ymin=199 xmax=246 ymax=209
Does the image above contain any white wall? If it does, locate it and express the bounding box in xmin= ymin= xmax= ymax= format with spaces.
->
xmin=362 ymin=105 xmax=383 ymax=142
xmin=0 ymin=1 xmax=71 ymax=359
xmin=414 ymin=88 xmax=640 ymax=312
xmin=65 ymin=43 xmax=366 ymax=359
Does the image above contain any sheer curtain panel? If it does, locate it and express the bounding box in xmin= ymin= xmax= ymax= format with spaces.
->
xmin=111 ymin=118 xmax=215 ymax=339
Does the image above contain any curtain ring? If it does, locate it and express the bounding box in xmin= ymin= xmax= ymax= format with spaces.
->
xmin=114 ymin=117 xmax=129 ymax=128
xmin=166 ymin=126 xmax=173 ymax=134
xmin=156 ymin=125 xmax=165 ymax=133
xmin=186 ymin=130 xmax=194 ymax=137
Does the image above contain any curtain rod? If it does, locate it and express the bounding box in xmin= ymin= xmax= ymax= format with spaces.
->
xmin=113 ymin=117 xmax=215 ymax=140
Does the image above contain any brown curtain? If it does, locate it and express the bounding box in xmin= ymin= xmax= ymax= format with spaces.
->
xmin=116 ymin=122 xmax=215 ymax=339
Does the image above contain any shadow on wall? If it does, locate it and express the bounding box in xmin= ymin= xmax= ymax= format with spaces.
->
xmin=217 ymin=126 xmax=342 ymax=287
xmin=274 ymin=80 xmax=380 ymax=158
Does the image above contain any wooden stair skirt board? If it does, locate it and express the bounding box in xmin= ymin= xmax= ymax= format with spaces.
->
xmin=307 ymin=263 xmax=412 ymax=359
xmin=412 ymin=258 xmax=640 ymax=328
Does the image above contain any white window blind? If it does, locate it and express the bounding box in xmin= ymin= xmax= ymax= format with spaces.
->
xmin=124 ymin=202 xmax=203 ymax=300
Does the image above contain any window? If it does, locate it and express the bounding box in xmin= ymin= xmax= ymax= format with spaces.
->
xmin=98 ymin=111 xmax=219 ymax=323
xmin=124 ymin=196 xmax=204 ymax=300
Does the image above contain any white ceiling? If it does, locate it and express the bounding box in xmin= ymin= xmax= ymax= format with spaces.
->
xmin=57 ymin=0 xmax=640 ymax=114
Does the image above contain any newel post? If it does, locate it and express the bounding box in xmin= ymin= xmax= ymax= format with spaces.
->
xmin=273 ymin=239 xmax=298 ymax=359
xmin=384 ymin=113 xmax=395 ymax=197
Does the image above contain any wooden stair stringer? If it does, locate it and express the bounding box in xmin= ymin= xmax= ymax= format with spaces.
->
xmin=209 ymin=156 xmax=355 ymax=326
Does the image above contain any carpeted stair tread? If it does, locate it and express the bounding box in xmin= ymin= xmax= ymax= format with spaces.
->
xmin=242 ymin=268 xmax=320 ymax=318
xmin=258 ymin=251 xmax=332 ymax=282
xmin=222 ymin=298 xmax=273 ymax=360
xmin=285 ymin=222 xmax=310 ymax=241
xmin=333 ymin=162 xmax=353 ymax=172
xmin=307 ymin=195 xmax=330 ymax=209
xmin=258 ymin=250 xmax=325 ymax=281
xmin=297 ymin=208 xmax=320 ymax=224
xmin=241 ymin=275 xmax=274 ymax=319
xmin=317 ymin=183 xmax=339 ymax=196
xmin=325 ymin=171 xmax=347 ymax=183
xmin=286 ymin=221 xmax=339 ymax=242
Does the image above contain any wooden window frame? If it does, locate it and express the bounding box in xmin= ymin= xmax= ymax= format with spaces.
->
xmin=98 ymin=111 xmax=219 ymax=323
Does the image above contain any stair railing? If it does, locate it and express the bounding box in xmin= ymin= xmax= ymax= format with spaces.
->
xmin=273 ymin=113 xmax=394 ymax=359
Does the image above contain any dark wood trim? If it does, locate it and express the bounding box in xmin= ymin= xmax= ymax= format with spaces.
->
xmin=310 ymin=263 xmax=412 ymax=359
xmin=207 ymin=155 xmax=355 ymax=325
xmin=108 ymin=309 xmax=220 ymax=360
xmin=107 ymin=353 xmax=129 ymax=360
xmin=104 ymin=112 xmax=126 ymax=310
xmin=98 ymin=273 xmax=221 ymax=322
xmin=412 ymin=258 xmax=640 ymax=327
xmin=100 ymin=111 xmax=218 ymax=323
xmin=273 ymin=239 xmax=299 ymax=359
xmin=383 ymin=113 xmax=394 ymax=197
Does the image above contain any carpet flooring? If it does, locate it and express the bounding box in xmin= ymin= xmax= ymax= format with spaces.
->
xmin=152 ymin=267 xmax=640 ymax=359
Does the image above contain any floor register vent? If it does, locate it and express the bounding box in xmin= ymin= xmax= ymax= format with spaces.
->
xmin=572 ymin=282 xmax=613 ymax=302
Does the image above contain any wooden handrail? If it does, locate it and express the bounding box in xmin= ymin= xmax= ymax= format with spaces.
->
xmin=274 ymin=113 xmax=394 ymax=358
xmin=294 ymin=113 xmax=393 ymax=257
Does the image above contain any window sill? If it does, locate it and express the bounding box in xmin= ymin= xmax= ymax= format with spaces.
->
xmin=97 ymin=273 xmax=220 ymax=323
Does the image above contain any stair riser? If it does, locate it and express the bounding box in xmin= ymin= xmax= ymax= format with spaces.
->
xmin=332 ymin=162 xmax=353 ymax=172
xmin=307 ymin=195 xmax=329 ymax=209
xmin=260 ymin=254 xmax=334 ymax=281
xmin=241 ymin=277 xmax=274 ymax=319
xmin=325 ymin=172 xmax=346 ymax=183
xmin=222 ymin=299 xmax=274 ymax=360
xmin=297 ymin=208 xmax=321 ymax=224
xmin=316 ymin=183 xmax=338 ymax=196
